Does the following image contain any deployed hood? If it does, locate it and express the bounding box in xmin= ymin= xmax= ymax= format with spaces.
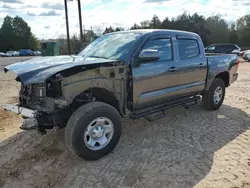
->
xmin=4 ymin=55 xmax=119 ymax=84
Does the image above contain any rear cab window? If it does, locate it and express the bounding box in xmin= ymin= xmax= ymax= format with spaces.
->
xmin=177 ymin=38 xmax=200 ymax=59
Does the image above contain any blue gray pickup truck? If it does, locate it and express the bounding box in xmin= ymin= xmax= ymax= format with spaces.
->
xmin=3 ymin=30 xmax=239 ymax=160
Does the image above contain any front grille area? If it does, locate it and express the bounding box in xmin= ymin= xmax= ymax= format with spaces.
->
xmin=33 ymin=85 xmax=46 ymax=98
xmin=19 ymin=84 xmax=56 ymax=113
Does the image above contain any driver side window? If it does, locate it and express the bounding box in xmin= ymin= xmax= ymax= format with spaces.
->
xmin=142 ymin=38 xmax=173 ymax=61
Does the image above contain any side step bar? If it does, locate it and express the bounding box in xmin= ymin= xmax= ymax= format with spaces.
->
xmin=130 ymin=96 xmax=201 ymax=120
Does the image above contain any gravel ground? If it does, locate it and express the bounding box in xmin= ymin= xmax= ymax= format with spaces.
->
xmin=0 ymin=57 xmax=249 ymax=188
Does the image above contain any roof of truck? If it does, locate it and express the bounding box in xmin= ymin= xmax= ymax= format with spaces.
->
xmin=109 ymin=29 xmax=199 ymax=37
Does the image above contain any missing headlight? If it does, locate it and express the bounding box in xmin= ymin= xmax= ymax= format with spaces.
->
xmin=46 ymin=81 xmax=62 ymax=98
xmin=33 ymin=84 xmax=46 ymax=98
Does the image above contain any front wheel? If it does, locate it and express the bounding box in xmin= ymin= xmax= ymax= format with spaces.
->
xmin=202 ymin=78 xmax=225 ymax=110
xmin=65 ymin=102 xmax=122 ymax=160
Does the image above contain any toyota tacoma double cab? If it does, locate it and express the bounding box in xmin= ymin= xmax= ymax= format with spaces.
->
xmin=3 ymin=30 xmax=239 ymax=160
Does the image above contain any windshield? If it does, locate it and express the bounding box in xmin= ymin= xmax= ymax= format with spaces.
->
xmin=78 ymin=32 xmax=142 ymax=61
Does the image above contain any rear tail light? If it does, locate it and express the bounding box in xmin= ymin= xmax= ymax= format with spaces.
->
xmin=237 ymin=59 xmax=240 ymax=68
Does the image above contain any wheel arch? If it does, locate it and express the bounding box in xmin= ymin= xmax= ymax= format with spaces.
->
xmin=215 ymin=71 xmax=229 ymax=87
xmin=73 ymin=87 xmax=121 ymax=114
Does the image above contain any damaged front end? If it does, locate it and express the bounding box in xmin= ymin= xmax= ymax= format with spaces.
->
xmin=4 ymin=82 xmax=71 ymax=133
xmin=3 ymin=56 xmax=127 ymax=134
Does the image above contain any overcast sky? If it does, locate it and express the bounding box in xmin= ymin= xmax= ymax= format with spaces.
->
xmin=0 ymin=0 xmax=249 ymax=39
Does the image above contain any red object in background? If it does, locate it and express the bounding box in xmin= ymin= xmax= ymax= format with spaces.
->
xmin=237 ymin=59 xmax=240 ymax=68
xmin=240 ymin=50 xmax=250 ymax=57
xmin=240 ymin=51 xmax=245 ymax=57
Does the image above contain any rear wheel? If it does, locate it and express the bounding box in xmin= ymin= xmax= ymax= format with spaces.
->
xmin=65 ymin=102 xmax=122 ymax=160
xmin=202 ymin=78 xmax=225 ymax=110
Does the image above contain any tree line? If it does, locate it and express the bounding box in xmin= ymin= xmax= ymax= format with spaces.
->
xmin=0 ymin=16 xmax=40 ymax=52
xmin=1 ymin=13 xmax=250 ymax=54
xmin=104 ymin=13 xmax=250 ymax=48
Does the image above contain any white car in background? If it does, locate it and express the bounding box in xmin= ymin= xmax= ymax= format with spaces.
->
xmin=14 ymin=51 xmax=19 ymax=56
xmin=6 ymin=51 xmax=19 ymax=57
xmin=243 ymin=50 xmax=250 ymax=62
xmin=0 ymin=52 xmax=7 ymax=57
xmin=33 ymin=51 xmax=42 ymax=56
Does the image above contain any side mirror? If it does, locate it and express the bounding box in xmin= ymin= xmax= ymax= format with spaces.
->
xmin=137 ymin=49 xmax=160 ymax=61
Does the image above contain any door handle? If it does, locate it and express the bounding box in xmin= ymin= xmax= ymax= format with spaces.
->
xmin=168 ymin=67 xmax=178 ymax=72
xmin=198 ymin=63 xmax=204 ymax=68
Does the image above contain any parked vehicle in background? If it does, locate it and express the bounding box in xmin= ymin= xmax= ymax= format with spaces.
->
xmin=6 ymin=51 xmax=19 ymax=57
xmin=19 ymin=49 xmax=33 ymax=56
xmin=205 ymin=43 xmax=241 ymax=56
xmin=3 ymin=30 xmax=239 ymax=160
xmin=0 ymin=52 xmax=7 ymax=57
xmin=15 ymin=51 xmax=20 ymax=56
xmin=243 ymin=50 xmax=250 ymax=61
xmin=33 ymin=51 xmax=42 ymax=56
xmin=240 ymin=49 xmax=250 ymax=57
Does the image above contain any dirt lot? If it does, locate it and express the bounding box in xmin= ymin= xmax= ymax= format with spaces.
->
xmin=0 ymin=57 xmax=250 ymax=188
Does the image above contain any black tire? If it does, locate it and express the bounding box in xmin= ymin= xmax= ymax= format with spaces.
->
xmin=65 ymin=102 xmax=122 ymax=160
xmin=202 ymin=78 xmax=225 ymax=110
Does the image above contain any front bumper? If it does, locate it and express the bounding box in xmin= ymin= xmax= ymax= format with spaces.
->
xmin=3 ymin=104 xmax=39 ymax=130
xmin=2 ymin=104 xmax=37 ymax=118
xmin=3 ymin=103 xmax=70 ymax=131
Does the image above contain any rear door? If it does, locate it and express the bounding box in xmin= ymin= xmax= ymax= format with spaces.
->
xmin=176 ymin=36 xmax=207 ymax=97
xmin=132 ymin=35 xmax=179 ymax=110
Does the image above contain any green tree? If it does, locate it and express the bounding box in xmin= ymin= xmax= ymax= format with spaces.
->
xmin=236 ymin=15 xmax=250 ymax=47
xmin=151 ymin=15 xmax=161 ymax=29
xmin=229 ymin=23 xmax=239 ymax=44
xmin=0 ymin=16 xmax=15 ymax=51
xmin=189 ymin=13 xmax=210 ymax=45
xmin=205 ymin=15 xmax=230 ymax=45
xmin=159 ymin=13 xmax=209 ymax=45
xmin=140 ymin=20 xmax=151 ymax=29
xmin=130 ymin=23 xmax=141 ymax=30
xmin=0 ymin=15 xmax=39 ymax=52
xmin=102 ymin=26 xmax=124 ymax=34
xmin=115 ymin=27 xmax=124 ymax=32
xmin=160 ymin=17 xmax=172 ymax=29
xmin=29 ymin=34 xmax=40 ymax=50
xmin=103 ymin=26 xmax=115 ymax=34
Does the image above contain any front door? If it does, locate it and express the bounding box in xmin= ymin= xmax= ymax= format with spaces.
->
xmin=132 ymin=35 xmax=179 ymax=110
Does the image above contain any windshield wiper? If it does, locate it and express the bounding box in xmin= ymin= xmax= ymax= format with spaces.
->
xmin=88 ymin=55 xmax=109 ymax=59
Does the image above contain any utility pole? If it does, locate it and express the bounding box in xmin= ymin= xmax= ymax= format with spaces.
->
xmin=64 ymin=0 xmax=71 ymax=54
xmin=77 ymin=0 xmax=84 ymax=44
xmin=90 ymin=26 xmax=93 ymax=42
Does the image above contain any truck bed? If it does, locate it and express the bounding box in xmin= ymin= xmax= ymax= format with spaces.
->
xmin=205 ymin=53 xmax=239 ymax=90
